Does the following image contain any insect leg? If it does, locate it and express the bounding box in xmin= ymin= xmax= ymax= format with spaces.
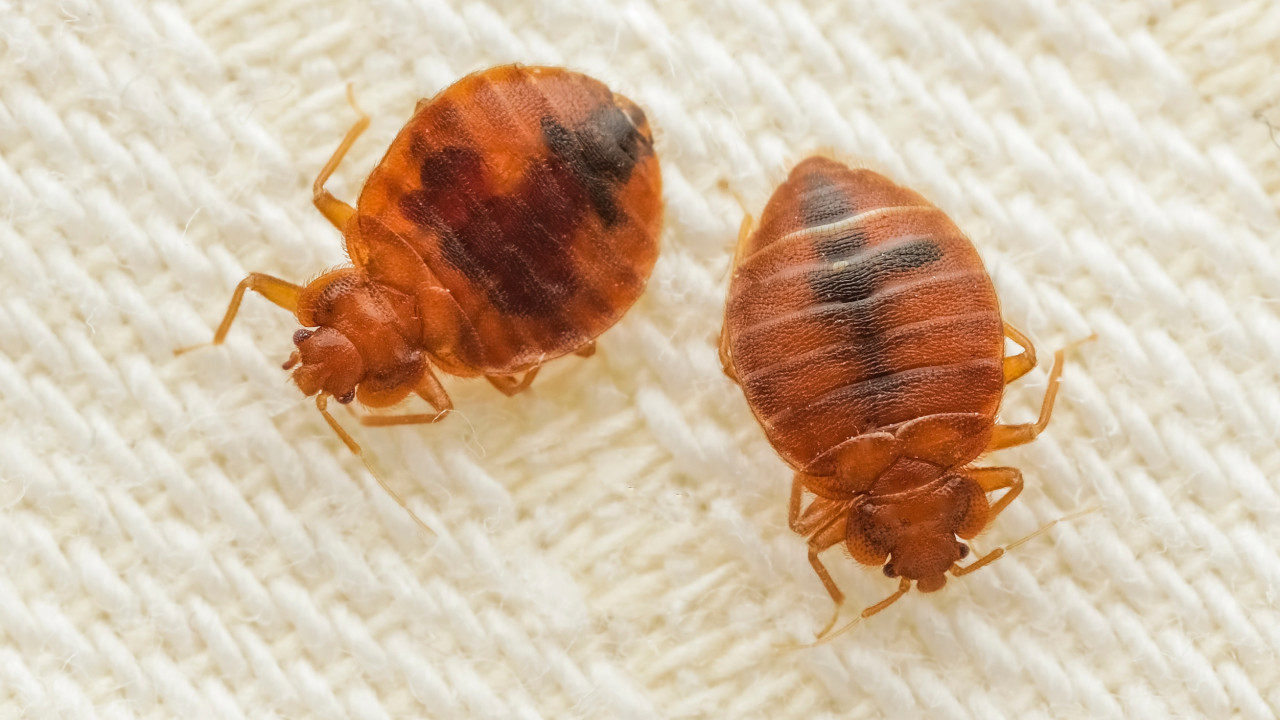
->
xmin=359 ymin=412 xmax=450 ymax=427
xmin=788 ymin=474 xmax=852 ymax=536
xmin=485 ymin=366 xmax=541 ymax=396
xmin=990 ymin=333 xmax=1095 ymax=450
xmin=718 ymin=325 xmax=738 ymax=383
xmin=787 ymin=475 xmax=804 ymax=531
xmin=987 ymin=345 xmax=1068 ymax=451
xmin=1001 ymin=322 xmax=1038 ymax=384
xmin=359 ymin=369 xmax=453 ymax=425
xmin=415 ymin=365 xmax=453 ymax=412
xmin=313 ymin=84 xmax=370 ymax=231
xmin=962 ymin=466 xmax=1024 ymax=523
xmin=316 ymin=394 xmax=435 ymax=536
xmin=787 ymin=476 xmax=852 ymax=638
xmin=731 ymin=213 xmax=755 ymax=267
xmin=808 ymin=549 xmax=845 ymax=639
xmin=176 ymin=273 xmax=302 ymax=354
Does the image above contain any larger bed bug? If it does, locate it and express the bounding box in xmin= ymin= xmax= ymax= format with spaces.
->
xmin=181 ymin=66 xmax=662 ymax=524
xmin=719 ymin=157 xmax=1085 ymax=639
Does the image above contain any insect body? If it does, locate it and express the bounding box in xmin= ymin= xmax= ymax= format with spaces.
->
xmin=194 ymin=65 xmax=662 ymax=432
xmin=719 ymin=157 xmax=1077 ymax=637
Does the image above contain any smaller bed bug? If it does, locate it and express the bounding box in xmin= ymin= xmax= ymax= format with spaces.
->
xmin=179 ymin=66 xmax=663 ymax=525
xmin=719 ymin=157 xmax=1088 ymax=639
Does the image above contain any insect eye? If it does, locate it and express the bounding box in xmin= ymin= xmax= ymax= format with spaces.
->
xmin=293 ymin=329 xmax=314 ymax=345
xmin=883 ymin=562 xmax=897 ymax=578
xmin=956 ymin=543 xmax=969 ymax=559
xmin=336 ymin=389 xmax=356 ymax=404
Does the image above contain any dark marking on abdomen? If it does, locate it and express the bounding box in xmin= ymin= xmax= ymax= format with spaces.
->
xmin=540 ymin=100 xmax=649 ymax=227
xmin=809 ymin=237 xmax=944 ymax=305
xmin=399 ymin=144 xmax=584 ymax=318
xmin=811 ymin=226 xmax=869 ymax=262
xmin=399 ymin=146 xmax=487 ymax=231
xmin=396 ymin=98 xmax=651 ymax=318
xmin=794 ymin=167 xmax=859 ymax=228
xmin=805 ymin=235 xmax=946 ymax=386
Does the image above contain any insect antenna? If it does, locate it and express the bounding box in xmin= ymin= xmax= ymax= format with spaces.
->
xmin=773 ymin=577 xmax=912 ymax=651
xmin=951 ymin=505 xmax=1098 ymax=578
xmin=810 ymin=577 xmax=912 ymax=647
xmin=316 ymin=394 xmax=437 ymax=538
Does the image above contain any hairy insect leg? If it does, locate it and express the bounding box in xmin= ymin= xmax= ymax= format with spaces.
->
xmin=962 ymin=466 xmax=1024 ymax=522
xmin=315 ymin=394 xmax=434 ymax=536
xmin=573 ymin=341 xmax=596 ymax=358
xmin=314 ymin=84 xmax=371 ymax=231
xmin=787 ymin=476 xmax=804 ymax=531
xmin=813 ymin=577 xmax=912 ymax=646
xmin=809 ymin=550 xmax=845 ymax=639
xmin=359 ymin=412 xmax=450 ymax=427
xmin=486 ymin=367 xmax=540 ymax=396
xmin=359 ymin=369 xmax=454 ymax=426
xmin=731 ymin=213 xmax=755 ymax=266
xmin=990 ymin=333 xmax=1094 ymax=451
xmin=1001 ymin=322 xmax=1038 ymax=384
xmin=718 ymin=325 xmax=738 ymax=383
xmin=950 ymin=506 xmax=1097 ymax=579
xmin=415 ymin=366 xmax=453 ymax=411
xmin=788 ymin=473 xmax=850 ymax=537
xmin=176 ymin=273 xmax=302 ymax=354
xmin=788 ymin=476 xmax=849 ymax=638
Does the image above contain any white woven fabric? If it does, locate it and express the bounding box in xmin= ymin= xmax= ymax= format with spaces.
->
xmin=3 ymin=0 xmax=1279 ymax=717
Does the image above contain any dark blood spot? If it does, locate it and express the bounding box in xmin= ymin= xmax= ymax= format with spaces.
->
xmin=540 ymin=102 xmax=648 ymax=227
xmin=397 ymin=100 xmax=651 ymax=319
xmin=813 ymin=226 xmax=869 ymax=262
xmin=809 ymin=238 xmax=943 ymax=305
xmin=794 ymin=167 xmax=858 ymax=229
xmin=397 ymin=143 xmax=585 ymax=318
xmin=887 ymin=240 xmax=945 ymax=270
xmin=807 ymin=237 xmax=945 ymax=379
xmin=400 ymin=146 xmax=487 ymax=231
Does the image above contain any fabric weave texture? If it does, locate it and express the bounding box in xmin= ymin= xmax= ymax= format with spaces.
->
xmin=2 ymin=0 xmax=1279 ymax=718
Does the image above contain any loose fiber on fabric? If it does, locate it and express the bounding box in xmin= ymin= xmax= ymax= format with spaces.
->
xmin=2 ymin=0 xmax=1279 ymax=718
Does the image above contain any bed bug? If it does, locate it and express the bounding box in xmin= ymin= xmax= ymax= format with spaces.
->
xmin=719 ymin=156 xmax=1086 ymax=639
xmin=181 ymin=66 xmax=662 ymax=521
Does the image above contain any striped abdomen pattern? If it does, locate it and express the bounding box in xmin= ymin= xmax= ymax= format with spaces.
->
xmin=725 ymin=157 xmax=1005 ymax=473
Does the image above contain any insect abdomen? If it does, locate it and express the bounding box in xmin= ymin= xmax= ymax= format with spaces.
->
xmin=726 ymin=158 xmax=1005 ymax=472
xmin=354 ymin=66 xmax=663 ymax=374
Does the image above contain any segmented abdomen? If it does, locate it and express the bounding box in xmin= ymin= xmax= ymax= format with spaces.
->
xmin=725 ymin=157 xmax=1005 ymax=472
xmin=353 ymin=66 xmax=663 ymax=374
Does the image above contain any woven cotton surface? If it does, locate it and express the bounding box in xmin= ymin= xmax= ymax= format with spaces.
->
xmin=3 ymin=0 xmax=1280 ymax=717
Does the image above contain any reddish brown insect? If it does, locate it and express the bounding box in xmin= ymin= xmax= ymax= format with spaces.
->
xmin=181 ymin=66 xmax=662 ymax=525
xmin=719 ymin=157 xmax=1082 ymax=639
